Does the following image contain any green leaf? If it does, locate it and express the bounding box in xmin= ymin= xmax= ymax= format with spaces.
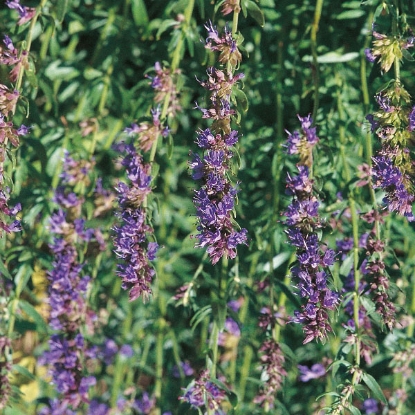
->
xmin=347 ymin=404 xmax=362 ymax=415
xmin=44 ymin=61 xmax=80 ymax=81
xmin=190 ymin=305 xmax=211 ymax=331
xmin=279 ymin=342 xmax=297 ymax=364
xmin=402 ymin=49 xmax=415 ymax=61
xmin=12 ymin=364 xmax=36 ymax=381
xmin=260 ymin=251 xmax=291 ymax=272
xmin=362 ymin=372 xmax=388 ymax=404
xmin=246 ymin=0 xmax=265 ymax=27
xmin=275 ymin=399 xmax=291 ymax=415
xmin=26 ymin=61 xmax=38 ymax=88
xmin=303 ymin=52 xmax=359 ymax=63
xmin=336 ymin=10 xmax=365 ymax=19
xmin=273 ymin=276 xmax=302 ymax=309
xmin=156 ymin=19 xmax=178 ymax=40
xmin=56 ymin=0 xmax=69 ymax=22
xmin=14 ymin=264 xmax=32 ymax=297
xmin=131 ymin=0 xmax=149 ymax=27
xmin=84 ymin=67 xmax=103 ymax=80
xmin=233 ymin=88 xmax=249 ymax=113
xmin=167 ymin=133 xmax=174 ymax=159
xmin=212 ymin=299 xmax=227 ymax=331
xmin=18 ymin=300 xmax=49 ymax=334
xmin=0 ymin=260 xmax=12 ymax=280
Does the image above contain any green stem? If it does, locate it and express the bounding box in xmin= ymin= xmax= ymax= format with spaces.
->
xmin=310 ymin=0 xmax=324 ymax=121
xmin=238 ymin=345 xmax=253 ymax=402
xmin=393 ymin=0 xmax=401 ymax=83
xmin=154 ymin=318 xmax=166 ymax=400
xmin=209 ymin=257 xmax=228 ymax=381
xmin=272 ymin=40 xmax=284 ymax=217
xmin=170 ymin=0 xmax=195 ymax=72
xmin=12 ymin=0 xmax=48 ymax=113
xmin=98 ymin=62 xmax=114 ymax=116
xmin=349 ymin=197 xmax=361 ymax=367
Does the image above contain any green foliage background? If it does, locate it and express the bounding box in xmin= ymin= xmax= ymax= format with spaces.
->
xmin=1 ymin=0 xmax=415 ymax=414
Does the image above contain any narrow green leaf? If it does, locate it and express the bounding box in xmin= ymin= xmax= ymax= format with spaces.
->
xmin=212 ymin=300 xmax=227 ymax=331
xmin=275 ymin=399 xmax=291 ymax=415
xmin=0 ymin=260 xmax=12 ymax=280
xmin=336 ymin=10 xmax=365 ymax=19
xmin=347 ymin=404 xmax=362 ymax=415
xmin=362 ymin=372 xmax=388 ymax=404
xmin=273 ymin=276 xmax=302 ymax=309
xmin=233 ymin=88 xmax=249 ymax=113
xmin=14 ymin=264 xmax=32 ymax=297
xmin=402 ymin=49 xmax=415 ymax=61
xmin=190 ymin=305 xmax=212 ymax=331
xmin=131 ymin=0 xmax=149 ymax=27
xmin=156 ymin=19 xmax=178 ymax=40
xmin=12 ymin=364 xmax=36 ymax=381
xmin=18 ymin=300 xmax=49 ymax=334
xmin=246 ymin=0 xmax=265 ymax=27
xmin=26 ymin=62 xmax=38 ymax=88
xmin=279 ymin=342 xmax=297 ymax=364
xmin=167 ymin=133 xmax=174 ymax=159
xmin=56 ymin=0 xmax=69 ymax=22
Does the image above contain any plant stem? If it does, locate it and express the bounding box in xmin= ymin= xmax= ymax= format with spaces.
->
xmin=349 ymin=197 xmax=361 ymax=367
xmin=310 ymin=0 xmax=324 ymax=121
xmin=12 ymin=0 xmax=48 ymax=114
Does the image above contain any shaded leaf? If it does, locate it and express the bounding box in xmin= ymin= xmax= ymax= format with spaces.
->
xmin=362 ymin=372 xmax=388 ymax=404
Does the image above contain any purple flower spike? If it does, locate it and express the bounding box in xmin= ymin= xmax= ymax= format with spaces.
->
xmin=180 ymin=369 xmax=227 ymax=413
xmin=41 ymin=152 xmax=100 ymax=411
xmin=113 ymin=143 xmax=158 ymax=301
xmin=284 ymin=122 xmax=339 ymax=343
xmin=372 ymin=155 xmax=415 ymax=221
xmin=190 ymin=24 xmax=247 ymax=264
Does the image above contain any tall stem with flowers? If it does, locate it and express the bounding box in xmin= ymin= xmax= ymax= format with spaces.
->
xmin=182 ymin=1 xmax=247 ymax=413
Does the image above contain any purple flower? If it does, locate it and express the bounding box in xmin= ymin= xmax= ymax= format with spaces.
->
xmin=41 ymin=153 xmax=98 ymax=411
xmin=172 ymin=360 xmax=194 ymax=378
xmin=284 ymin=142 xmax=339 ymax=344
xmin=191 ymin=23 xmax=247 ymax=264
xmin=408 ymin=106 xmax=415 ymax=132
xmin=180 ymin=369 xmax=227 ymax=413
xmin=372 ymin=155 xmax=415 ymax=221
xmin=88 ymin=400 xmax=110 ymax=415
xmin=123 ymin=106 xmax=169 ymax=152
xmin=0 ymin=188 xmax=22 ymax=235
xmin=204 ymin=21 xmax=242 ymax=67
xmin=120 ymin=344 xmax=134 ymax=358
xmin=0 ymin=337 xmax=12 ymax=410
xmin=6 ymin=0 xmax=36 ymax=25
xmin=146 ymin=62 xmax=181 ymax=116
xmin=101 ymin=339 xmax=118 ymax=364
xmin=365 ymin=48 xmax=376 ymax=62
xmin=253 ymin=339 xmax=287 ymax=408
xmin=375 ymin=93 xmax=394 ymax=113
xmin=298 ymin=363 xmax=326 ymax=382
xmin=113 ymin=143 xmax=158 ymax=301
xmin=133 ymin=392 xmax=156 ymax=414
xmin=285 ymin=114 xmax=319 ymax=165
xmin=362 ymin=398 xmax=379 ymax=414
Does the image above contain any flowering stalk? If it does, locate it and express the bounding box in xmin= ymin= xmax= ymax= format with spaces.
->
xmin=179 ymin=369 xmax=227 ymax=414
xmin=113 ymin=142 xmax=158 ymax=302
xmin=253 ymin=308 xmax=287 ymax=411
xmin=191 ymin=24 xmax=247 ymax=265
xmin=184 ymin=7 xmax=247 ymax=413
xmin=310 ymin=0 xmax=324 ymax=120
xmin=365 ymin=7 xmax=415 ymax=221
xmin=40 ymin=153 xmax=102 ymax=413
xmin=284 ymin=115 xmax=339 ymax=343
